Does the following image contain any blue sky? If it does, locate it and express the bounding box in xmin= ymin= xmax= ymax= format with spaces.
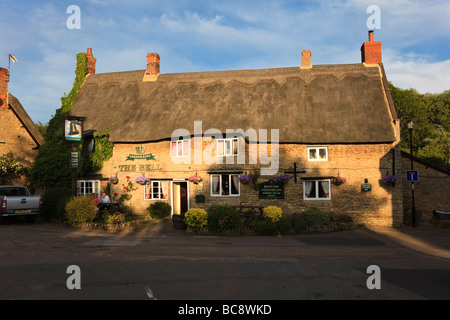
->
xmin=1 ymin=0 xmax=450 ymax=124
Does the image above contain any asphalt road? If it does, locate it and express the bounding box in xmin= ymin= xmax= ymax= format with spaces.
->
xmin=0 ymin=218 xmax=449 ymax=302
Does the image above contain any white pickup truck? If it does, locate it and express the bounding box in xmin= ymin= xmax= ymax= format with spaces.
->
xmin=0 ymin=185 xmax=41 ymax=223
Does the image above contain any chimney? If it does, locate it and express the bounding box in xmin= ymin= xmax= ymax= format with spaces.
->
xmin=300 ymin=50 xmax=312 ymax=69
xmin=146 ymin=53 xmax=160 ymax=75
xmin=86 ymin=48 xmax=96 ymax=75
xmin=0 ymin=68 xmax=8 ymax=110
xmin=361 ymin=30 xmax=382 ymax=64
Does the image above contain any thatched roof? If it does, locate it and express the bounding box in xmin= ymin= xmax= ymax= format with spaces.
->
xmin=71 ymin=63 xmax=397 ymax=144
xmin=8 ymin=93 xmax=44 ymax=147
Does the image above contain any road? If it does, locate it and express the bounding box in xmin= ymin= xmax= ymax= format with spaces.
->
xmin=0 ymin=218 xmax=449 ymax=302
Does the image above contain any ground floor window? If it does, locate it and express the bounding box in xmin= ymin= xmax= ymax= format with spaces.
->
xmin=303 ymin=180 xmax=331 ymax=200
xmin=210 ymin=174 xmax=240 ymax=196
xmin=144 ymin=181 xmax=169 ymax=200
xmin=77 ymin=180 xmax=101 ymax=197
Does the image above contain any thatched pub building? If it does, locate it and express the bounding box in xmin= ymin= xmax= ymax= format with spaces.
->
xmin=70 ymin=31 xmax=404 ymax=227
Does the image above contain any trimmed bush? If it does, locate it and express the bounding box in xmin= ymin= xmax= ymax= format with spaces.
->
xmin=207 ymin=204 xmax=243 ymax=232
xmin=290 ymin=213 xmax=308 ymax=234
xmin=250 ymin=220 xmax=279 ymax=236
xmin=184 ymin=208 xmax=208 ymax=230
xmin=276 ymin=217 xmax=292 ymax=234
xmin=65 ymin=196 xmax=97 ymax=225
xmin=302 ymin=207 xmax=331 ymax=227
xmin=147 ymin=201 xmax=171 ymax=220
xmin=263 ymin=206 xmax=282 ymax=223
xmin=41 ymin=186 xmax=72 ymax=220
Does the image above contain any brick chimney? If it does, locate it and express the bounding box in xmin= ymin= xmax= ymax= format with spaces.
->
xmin=300 ymin=50 xmax=312 ymax=69
xmin=86 ymin=48 xmax=96 ymax=75
xmin=361 ymin=30 xmax=382 ymax=64
xmin=146 ymin=53 xmax=160 ymax=75
xmin=143 ymin=53 xmax=160 ymax=82
xmin=0 ymin=67 xmax=8 ymax=110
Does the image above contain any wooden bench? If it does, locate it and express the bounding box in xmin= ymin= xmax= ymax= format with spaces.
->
xmin=233 ymin=205 xmax=264 ymax=226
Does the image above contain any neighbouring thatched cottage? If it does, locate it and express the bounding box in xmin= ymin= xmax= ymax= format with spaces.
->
xmin=70 ymin=31 xmax=405 ymax=227
xmin=0 ymin=67 xmax=44 ymax=186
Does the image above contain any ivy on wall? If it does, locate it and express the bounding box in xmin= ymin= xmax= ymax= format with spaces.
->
xmin=79 ymin=124 xmax=114 ymax=176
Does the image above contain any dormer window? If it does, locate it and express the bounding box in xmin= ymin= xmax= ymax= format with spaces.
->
xmin=308 ymin=146 xmax=328 ymax=161
xmin=171 ymin=138 xmax=190 ymax=157
xmin=216 ymin=138 xmax=238 ymax=156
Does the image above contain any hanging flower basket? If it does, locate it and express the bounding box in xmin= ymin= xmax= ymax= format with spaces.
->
xmin=274 ymin=174 xmax=291 ymax=185
xmin=238 ymin=175 xmax=252 ymax=185
xmin=109 ymin=176 xmax=119 ymax=185
xmin=381 ymin=175 xmax=397 ymax=186
xmin=135 ymin=176 xmax=151 ymax=185
xmin=188 ymin=175 xmax=203 ymax=185
xmin=332 ymin=176 xmax=346 ymax=186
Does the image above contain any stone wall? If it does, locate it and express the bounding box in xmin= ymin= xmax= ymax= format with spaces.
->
xmin=95 ymin=136 xmax=404 ymax=227
xmin=401 ymin=153 xmax=450 ymax=226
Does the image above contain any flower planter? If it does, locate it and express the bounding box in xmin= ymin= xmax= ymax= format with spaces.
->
xmin=110 ymin=179 xmax=119 ymax=185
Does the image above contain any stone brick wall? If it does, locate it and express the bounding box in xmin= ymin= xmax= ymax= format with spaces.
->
xmin=401 ymin=154 xmax=450 ymax=226
xmin=95 ymin=135 xmax=404 ymax=227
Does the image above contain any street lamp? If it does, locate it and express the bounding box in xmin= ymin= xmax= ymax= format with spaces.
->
xmin=408 ymin=119 xmax=417 ymax=227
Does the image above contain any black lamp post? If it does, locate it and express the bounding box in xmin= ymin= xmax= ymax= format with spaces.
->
xmin=408 ymin=120 xmax=417 ymax=227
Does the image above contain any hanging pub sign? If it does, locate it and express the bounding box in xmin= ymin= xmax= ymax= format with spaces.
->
xmin=64 ymin=117 xmax=84 ymax=142
xmin=68 ymin=151 xmax=81 ymax=169
xmin=125 ymin=145 xmax=156 ymax=161
xmin=259 ymin=179 xmax=284 ymax=199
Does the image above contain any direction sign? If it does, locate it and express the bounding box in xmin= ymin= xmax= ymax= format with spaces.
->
xmin=406 ymin=170 xmax=419 ymax=182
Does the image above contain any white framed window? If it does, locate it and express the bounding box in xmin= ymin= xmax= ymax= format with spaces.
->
xmin=171 ymin=139 xmax=190 ymax=157
xmin=303 ymin=180 xmax=331 ymax=200
xmin=308 ymin=146 xmax=328 ymax=161
xmin=216 ymin=138 xmax=239 ymax=156
xmin=77 ymin=180 xmax=101 ymax=197
xmin=144 ymin=181 xmax=169 ymax=200
xmin=210 ymin=174 xmax=240 ymax=196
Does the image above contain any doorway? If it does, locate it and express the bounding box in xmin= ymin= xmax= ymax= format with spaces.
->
xmin=171 ymin=181 xmax=189 ymax=216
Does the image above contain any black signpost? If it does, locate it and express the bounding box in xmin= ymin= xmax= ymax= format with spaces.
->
xmin=64 ymin=116 xmax=85 ymax=196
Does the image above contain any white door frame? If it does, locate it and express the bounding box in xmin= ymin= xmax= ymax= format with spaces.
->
xmin=170 ymin=179 xmax=189 ymax=216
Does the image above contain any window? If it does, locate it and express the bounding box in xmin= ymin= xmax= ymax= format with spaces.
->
xmin=216 ymin=138 xmax=238 ymax=156
xmin=308 ymin=147 xmax=328 ymax=161
xmin=210 ymin=174 xmax=240 ymax=196
xmin=77 ymin=180 xmax=100 ymax=197
xmin=171 ymin=139 xmax=190 ymax=157
xmin=144 ymin=181 xmax=169 ymax=200
xmin=303 ymin=180 xmax=331 ymax=200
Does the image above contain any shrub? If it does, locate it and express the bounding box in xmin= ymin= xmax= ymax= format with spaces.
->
xmin=207 ymin=204 xmax=243 ymax=232
xmin=251 ymin=220 xmax=279 ymax=236
xmin=263 ymin=206 xmax=282 ymax=223
xmin=147 ymin=201 xmax=171 ymax=220
xmin=184 ymin=208 xmax=208 ymax=230
xmin=302 ymin=207 xmax=331 ymax=227
xmin=41 ymin=186 xmax=72 ymax=220
xmin=290 ymin=213 xmax=308 ymax=234
xmin=276 ymin=217 xmax=292 ymax=234
xmin=65 ymin=196 xmax=97 ymax=225
xmin=103 ymin=213 xmax=125 ymax=224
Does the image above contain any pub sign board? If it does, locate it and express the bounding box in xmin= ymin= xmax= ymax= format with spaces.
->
xmin=69 ymin=151 xmax=80 ymax=169
xmin=259 ymin=180 xmax=284 ymax=199
xmin=64 ymin=118 xmax=83 ymax=142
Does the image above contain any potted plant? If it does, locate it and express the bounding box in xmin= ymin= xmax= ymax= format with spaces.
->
xmin=332 ymin=176 xmax=346 ymax=185
xmin=238 ymin=175 xmax=251 ymax=185
xmin=381 ymin=175 xmax=397 ymax=186
xmin=109 ymin=175 xmax=119 ymax=185
xmin=274 ymin=174 xmax=291 ymax=185
xmin=172 ymin=212 xmax=187 ymax=230
xmin=188 ymin=175 xmax=203 ymax=185
xmin=135 ymin=175 xmax=151 ymax=185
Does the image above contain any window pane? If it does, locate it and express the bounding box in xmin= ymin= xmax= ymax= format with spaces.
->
xmin=177 ymin=141 xmax=183 ymax=157
xmin=309 ymin=149 xmax=317 ymax=160
xmin=211 ymin=175 xmax=220 ymax=194
xmin=304 ymin=181 xmax=315 ymax=198
xmin=225 ymin=140 xmax=232 ymax=155
xmin=221 ymin=175 xmax=229 ymax=195
xmin=183 ymin=140 xmax=189 ymax=156
xmin=153 ymin=181 xmax=160 ymax=199
xmin=233 ymin=139 xmax=238 ymax=155
xmin=171 ymin=142 xmax=177 ymax=157
xmin=230 ymin=175 xmax=239 ymax=195
xmin=319 ymin=148 xmax=327 ymax=159
xmin=217 ymin=140 xmax=224 ymax=156
xmin=318 ymin=181 xmax=330 ymax=198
